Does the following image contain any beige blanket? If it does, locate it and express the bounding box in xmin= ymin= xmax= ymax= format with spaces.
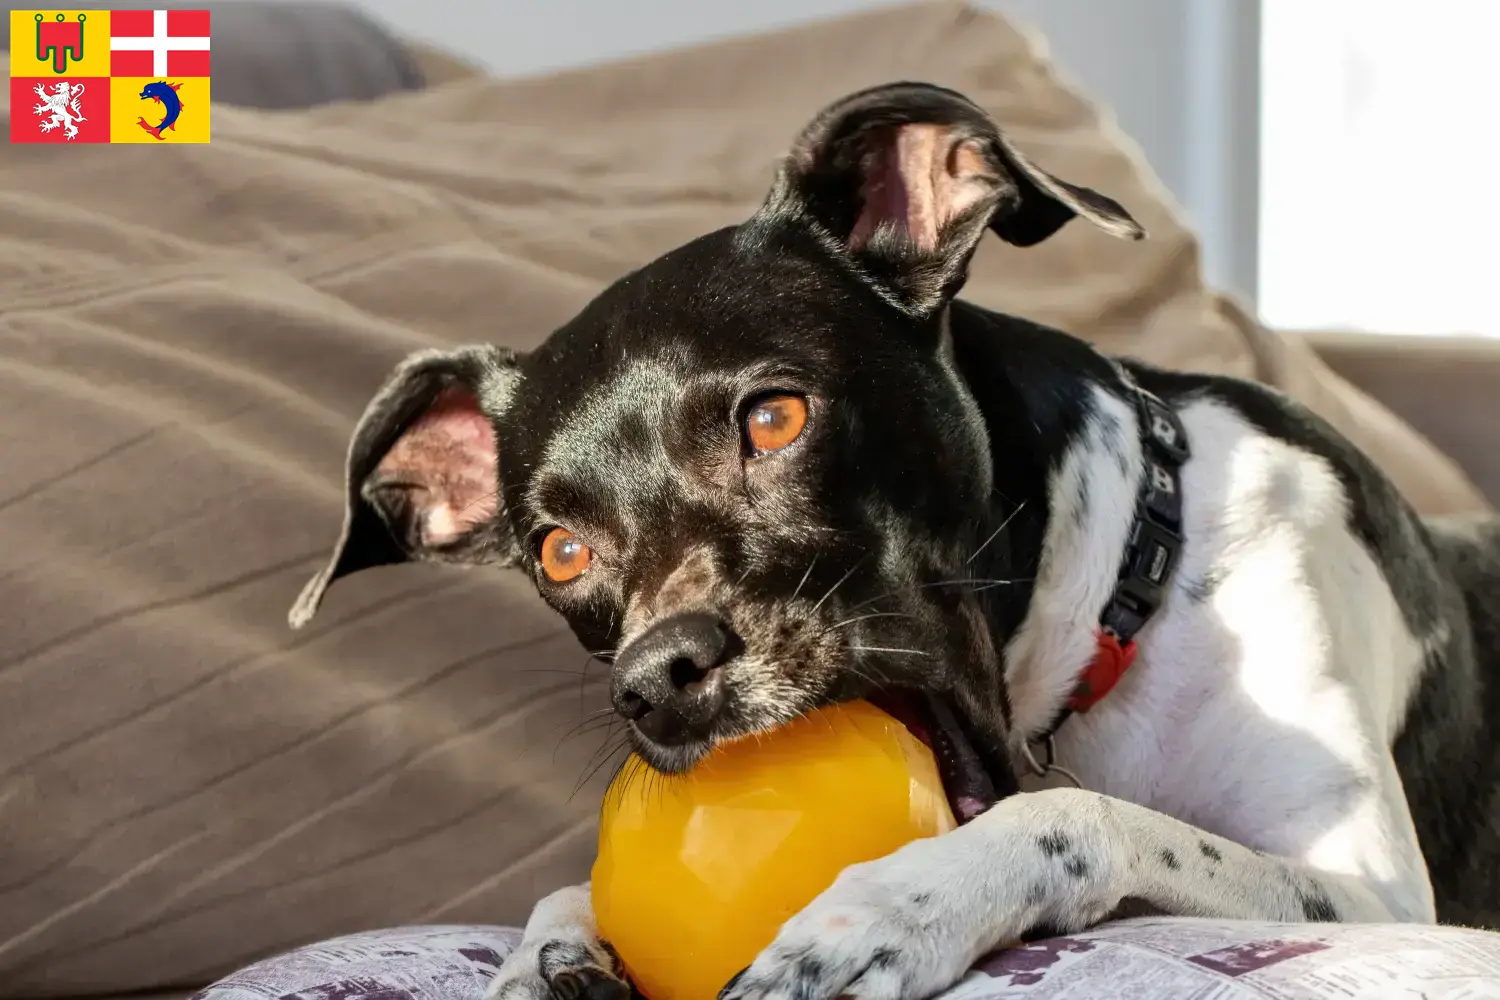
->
xmin=0 ymin=3 xmax=1487 ymax=996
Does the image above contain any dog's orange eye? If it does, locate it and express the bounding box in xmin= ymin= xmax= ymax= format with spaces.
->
xmin=745 ymin=395 xmax=808 ymax=455
xmin=540 ymin=527 xmax=591 ymax=583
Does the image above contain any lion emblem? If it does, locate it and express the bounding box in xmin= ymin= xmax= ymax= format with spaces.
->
xmin=32 ymin=81 xmax=87 ymax=140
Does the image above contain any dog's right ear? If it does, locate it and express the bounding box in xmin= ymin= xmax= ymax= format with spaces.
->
xmin=760 ymin=82 xmax=1143 ymax=312
xmin=288 ymin=345 xmax=522 ymax=629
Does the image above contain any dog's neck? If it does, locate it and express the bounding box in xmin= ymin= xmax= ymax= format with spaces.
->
xmin=947 ymin=302 xmax=1148 ymax=753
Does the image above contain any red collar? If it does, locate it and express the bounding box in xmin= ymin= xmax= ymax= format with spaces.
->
xmin=1067 ymin=631 xmax=1139 ymax=713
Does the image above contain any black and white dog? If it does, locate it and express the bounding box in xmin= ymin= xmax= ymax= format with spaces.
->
xmin=290 ymin=83 xmax=1500 ymax=1000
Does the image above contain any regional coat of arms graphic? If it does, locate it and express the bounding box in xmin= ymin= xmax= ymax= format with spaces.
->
xmin=32 ymin=80 xmax=87 ymax=140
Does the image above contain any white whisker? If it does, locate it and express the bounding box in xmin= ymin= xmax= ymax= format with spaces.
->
xmin=967 ymin=501 xmax=1027 ymax=564
xmin=811 ymin=554 xmax=867 ymax=615
xmin=791 ymin=556 xmax=819 ymax=602
xmin=819 ymin=610 xmax=914 ymax=636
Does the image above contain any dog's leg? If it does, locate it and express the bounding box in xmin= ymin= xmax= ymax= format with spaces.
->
xmin=487 ymin=883 xmax=630 ymax=1000
xmin=720 ymin=786 xmax=1417 ymax=1000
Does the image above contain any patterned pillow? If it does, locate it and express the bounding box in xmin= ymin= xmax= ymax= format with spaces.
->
xmin=193 ymin=920 xmax=1500 ymax=1000
xmin=192 ymin=926 xmax=520 ymax=1000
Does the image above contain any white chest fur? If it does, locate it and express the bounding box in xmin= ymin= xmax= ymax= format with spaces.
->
xmin=1005 ymin=392 xmax=1438 ymax=922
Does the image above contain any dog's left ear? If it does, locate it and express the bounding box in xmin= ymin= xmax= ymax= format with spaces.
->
xmin=288 ymin=344 xmax=522 ymax=629
xmin=763 ymin=82 xmax=1144 ymax=310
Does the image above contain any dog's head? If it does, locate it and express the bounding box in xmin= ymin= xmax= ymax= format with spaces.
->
xmin=291 ymin=83 xmax=1140 ymax=808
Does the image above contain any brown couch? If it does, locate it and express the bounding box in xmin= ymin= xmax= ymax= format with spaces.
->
xmin=1 ymin=4 xmax=1494 ymax=998
xmin=1308 ymin=330 xmax=1500 ymax=506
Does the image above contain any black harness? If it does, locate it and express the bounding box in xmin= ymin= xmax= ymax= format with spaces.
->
xmin=1030 ymin=368 xmax=1191 ymax=760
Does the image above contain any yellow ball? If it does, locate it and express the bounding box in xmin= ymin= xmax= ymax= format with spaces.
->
xmin=592 ymin=699 xmax=956 ymax=1000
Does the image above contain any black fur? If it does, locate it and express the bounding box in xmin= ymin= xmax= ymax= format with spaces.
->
xmin=717 ymin=969 xmax=747 ymax=1000
xmin=1062 ymin=855 xmax=1089 ymax=879
xmin=1037 ymin=832 xmax=1071 ymax=858
xmin=1298 ymin=885 xmax=1339 ymax=923
xmin=1394 ymin=516 xmax=1500 ymax=926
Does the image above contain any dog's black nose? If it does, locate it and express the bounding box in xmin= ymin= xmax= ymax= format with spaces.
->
xmin=612 ymin=613 xmax=734 ymax=746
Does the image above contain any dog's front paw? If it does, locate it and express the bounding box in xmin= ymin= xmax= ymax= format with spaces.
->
xmin=486 ymin=884 xmax=633 ymax=1000
xmin=487 ymin=937 xmax=630 ymax=1000
xmin=718 ymin=839 xmax=987 ymax=1000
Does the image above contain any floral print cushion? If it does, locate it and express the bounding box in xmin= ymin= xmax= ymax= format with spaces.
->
xmin=193 ymin=919 xmax=1500 ymax=1000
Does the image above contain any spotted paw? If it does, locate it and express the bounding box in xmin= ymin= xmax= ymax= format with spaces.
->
xmin=717 ymin=837 xmax=985 ymax=1000
xmin=543 ymin=940 xmax=633 ymax=1000
xmin=487 ymin=934 xmax=631 ymax=1000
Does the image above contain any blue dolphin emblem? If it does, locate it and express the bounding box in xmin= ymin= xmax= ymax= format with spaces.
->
xmin=137 ymin=81 xmax=184 ymax=140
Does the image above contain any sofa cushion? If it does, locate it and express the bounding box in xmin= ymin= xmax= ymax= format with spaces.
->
xmin=190 ymin=921 xmax=1500 ymax=1000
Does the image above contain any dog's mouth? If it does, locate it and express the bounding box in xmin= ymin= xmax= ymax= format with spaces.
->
xmin=865 ymin=689 xmax=1006 ymax=825
xmin=621 ymin=683 xmax=1011 ymax=824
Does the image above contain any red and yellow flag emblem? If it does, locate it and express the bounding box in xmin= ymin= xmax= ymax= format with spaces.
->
xmin=9 ymin=9 xmax=211 ymax=143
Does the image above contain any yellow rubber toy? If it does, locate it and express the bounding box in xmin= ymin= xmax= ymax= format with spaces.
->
xmin=592 ymin=699 xmax=956 ymax=1000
